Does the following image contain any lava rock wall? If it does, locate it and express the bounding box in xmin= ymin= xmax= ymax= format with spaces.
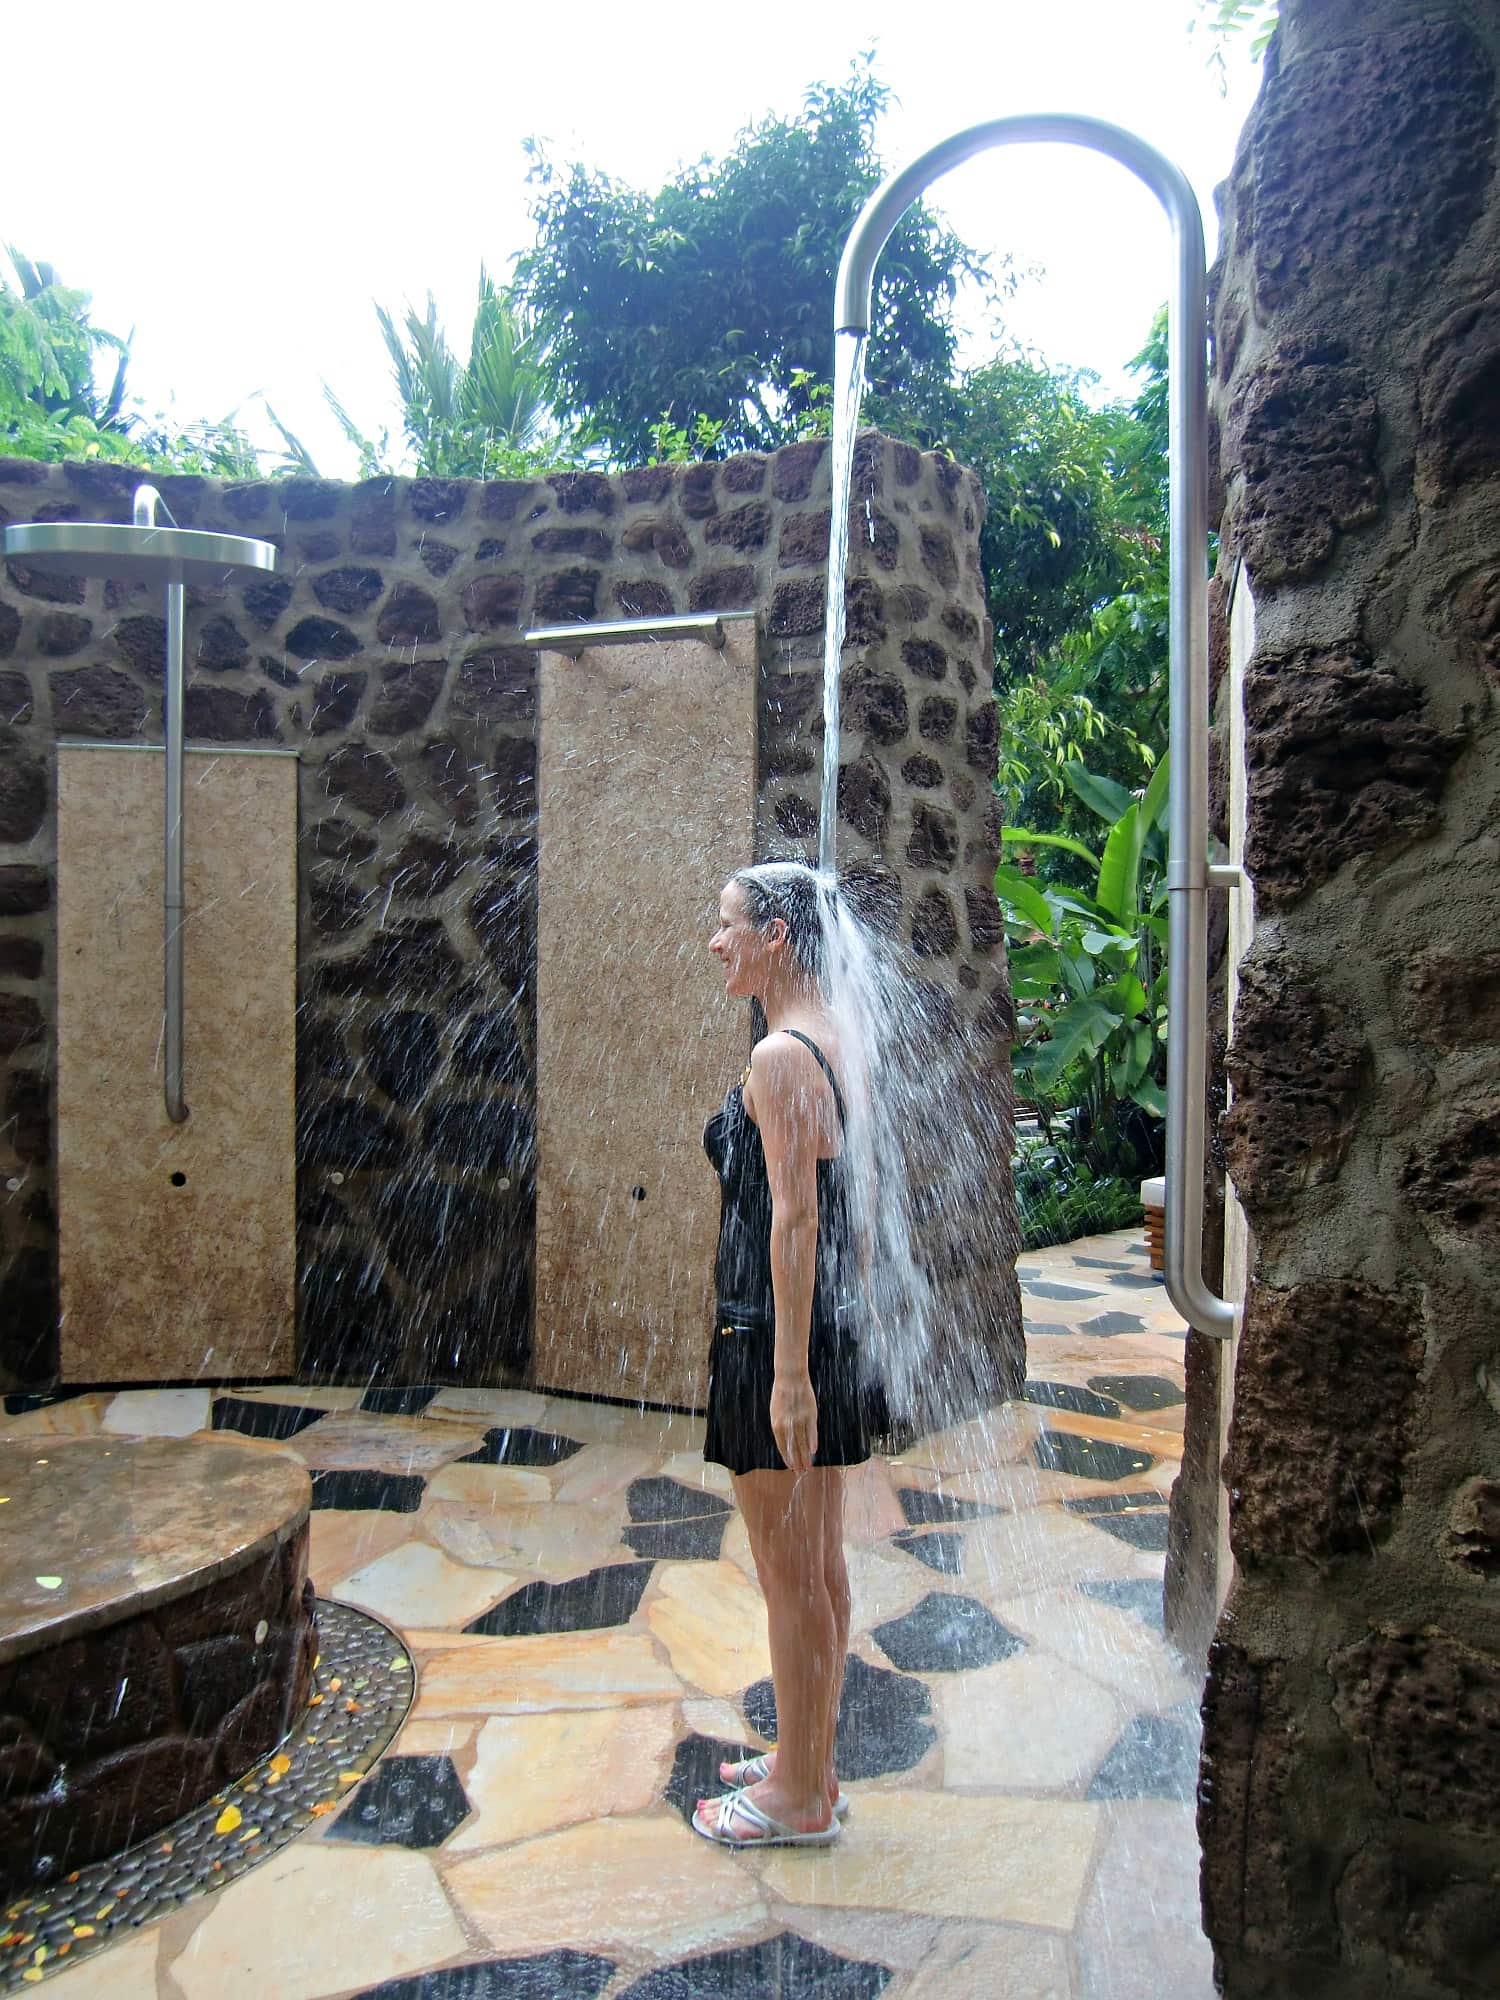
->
xmin=1200 ymin=6 xmax=1500 ymax=1994
xmin=0 ymin=437 xmax=1021 ymax=1397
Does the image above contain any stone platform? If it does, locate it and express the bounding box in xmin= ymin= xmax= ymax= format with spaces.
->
xmin=0 ymin=1435 xmax=317 ymax=1893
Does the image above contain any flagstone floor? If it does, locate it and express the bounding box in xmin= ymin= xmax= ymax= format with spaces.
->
xmin=4 ymin=1229 xmax=1213 ymax=2000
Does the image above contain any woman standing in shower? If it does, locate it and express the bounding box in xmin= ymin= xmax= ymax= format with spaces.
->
xmin=692 ymin=862 xmax=872 ymax=1849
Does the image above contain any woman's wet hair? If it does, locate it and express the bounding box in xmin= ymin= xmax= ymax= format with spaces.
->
xmin=731 ymin=862 xmax=831 ymax=981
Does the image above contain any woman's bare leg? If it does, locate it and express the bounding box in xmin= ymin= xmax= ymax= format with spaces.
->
xmin=821 ymin=1468 xmax=851 ymax=1803
xmin=698 ymin=1466 xmax=842 ymax=1833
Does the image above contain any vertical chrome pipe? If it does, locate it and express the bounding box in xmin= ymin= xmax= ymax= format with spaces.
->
xmin=133 ymin=485 xmax=190 ymax=1124
xmin=832 ymin=115 xmax=1236 ymax=1337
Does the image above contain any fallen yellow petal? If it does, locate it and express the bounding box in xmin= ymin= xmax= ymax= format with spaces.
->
xmin=22 ymin=1970 xmax=42 ymax=1984
xmin=337 ymin=1771 xmax=361 ymax=1785
xmin=34 ymin=1577 xmax=61 ymax=1591
xmin=268 ymin=1753 xmax=291 ymax=1779
xmin=237 ymin=1827 xmax=261 ymax=1842
xmin=72 ymin=1924 xmax=95 ymax=1938
xmin=213 ymin=1805 xmax=242 ymax=1836
xmin=390 ymin=1655 xmax=409 ymax=1670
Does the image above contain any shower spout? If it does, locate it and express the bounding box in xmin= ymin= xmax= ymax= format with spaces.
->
xmin=829 ymin=115 xmax=1236 ymax=1340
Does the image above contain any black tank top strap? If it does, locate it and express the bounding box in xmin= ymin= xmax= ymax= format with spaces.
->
xmin=782 ymin=1029 xmax=847 ymax=1131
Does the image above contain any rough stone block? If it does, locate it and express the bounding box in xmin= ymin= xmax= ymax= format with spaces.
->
xmin=1332 ymin=1624 xmax=1500 ymax=1829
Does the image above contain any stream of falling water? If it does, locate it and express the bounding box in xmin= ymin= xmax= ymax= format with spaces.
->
xmin=817 ymin=329 xmax=869 ymax=875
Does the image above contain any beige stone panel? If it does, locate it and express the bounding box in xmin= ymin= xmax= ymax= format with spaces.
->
xmin=446 ymin=1812 xmax=766 ymax=1959
xmin=424 ymin=1386 xmax=550 ymax=1425
xmin=540 ymin=1396 xmax=706 ymax=1455
xmin=0 ymin=1394 xmax=109 ymax=1439
xmin=792 ymin=1910 xmax=1076 ymax=1999
xmin=221 ymin=1383 xmax=365 ymax=1410
xmin=289 ymin=1412 xmax=485 ymax=1475
xmin=101 ymin=1387 xmax=212 ymax=1436
xmin=168 ymin=1842 xmax=467 ymax=2000
xmin=393 ymin=1714 xmax=480 ymax=1762
xmin=447 ymin=1702 xmax=680 ymax=1850
xmin=410 ymin=1628 xmax=681 ymax=1718
xmin=549 ymin=1441 xmax=656 ymax=1505
xmin=56 ymin=745 xmax=296 ymax=1381
xmin=1076 ymin=1800 xmax=1217 ymax=2000
xmin=424 ymin=1463 xmax=553 ymax=1507
xmin=34 ymin=1925 xmax=160 ymax=1997
xmin=843 ymin=1457 xmax=910 ymax=1542
xmin=683 ymin=1694 xmax=759 ymax=1743
xmin=307 ymin=1507 xmax=414 ymax=1594
xmin=993 ymin=1589 xmax=1198 ymax=1711
xmin=935 ymin=1653 xmax=1126 ymax=1791
xmin=846 ymin=1544 xmax=932 ymax=1634
xmin=533 ymin=621 xmax=757 ymax=1409
xmin=657 ymin=1449 xmax=734 ymax=1500
xmin=645 ymin=1560 xmax=770 ymax=1697
xmin=423 ymin=1499 xmax=628 ymax=1579
xmin=331 ymin=1541 xmax=514 ymax=1632
xmin=754 ymin=1791 xmax=1101 ymax=1930
xmin=964 ymin=1509 xmax=1165 ymax=1600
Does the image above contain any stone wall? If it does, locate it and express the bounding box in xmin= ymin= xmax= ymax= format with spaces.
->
xmin=0 ymin=435 xmax=1021 ymax=1398
xmin=1199 ymin=7 xmax=1500 ymax=1994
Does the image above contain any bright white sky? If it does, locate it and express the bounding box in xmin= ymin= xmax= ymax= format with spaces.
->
xmin=5 ymin=0 xmax=1263 ymax=476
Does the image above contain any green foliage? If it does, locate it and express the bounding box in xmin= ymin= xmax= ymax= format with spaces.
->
xmin=1012 ymin=1137 xmax=1144 ymax=1253
xmin=326 ymin=269 xmax=589 ymax=479
xmin=516 ymin=55 xmax=994 ymax=463
xmin=0 ymin=248 xmax=280 ymax=477
xmin=996 ymin=754 xmax=1170 ymax=1179
xmin=1192 ymin=0 xmax=1280 ymax=88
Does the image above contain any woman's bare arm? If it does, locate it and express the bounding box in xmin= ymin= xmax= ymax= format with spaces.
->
xmin=748 ymin=1033 xmax=822 ymax=1471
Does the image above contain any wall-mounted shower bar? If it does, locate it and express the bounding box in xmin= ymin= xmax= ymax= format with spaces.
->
xmin=833 ymin=115 xmax=1236 ymax=1340
xmin=523 ymin=614 xmax=729 ymax=656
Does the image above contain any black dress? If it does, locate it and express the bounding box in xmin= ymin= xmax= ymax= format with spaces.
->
xmin=702 ymin=1029 xmax=872 ymax=1474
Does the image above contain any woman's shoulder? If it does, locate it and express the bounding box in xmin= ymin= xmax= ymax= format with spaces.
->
xmin=748 ymin=1022 xmax=841 ymax=1084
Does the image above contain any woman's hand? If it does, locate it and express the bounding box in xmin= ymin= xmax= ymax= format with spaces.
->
xmin=770 ymin=1369 xmax=819 ymax=1473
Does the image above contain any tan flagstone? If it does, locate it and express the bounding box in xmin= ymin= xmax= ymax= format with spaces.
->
xmin=993 ymin=1588 xmax=1198 ymax=1710
xmin=423 ymin=1499 xmax=628 ymax=1579
xmin=753 ymin=1790 xmax=1101 ymax=1930
xmin=934 ymin=1653 xmax=1125 ymax=1791
xmin=659 ymin=1448 xmax=734 ymax=1499
xmin=540 ymin=1396 xmax=706 ymax=1455
xmin=843 ymin=1457 xmax=909 ymax=1542
xmin=394 ymin=1714 xmax=480 ymax=1760
xmin=221 ymin=1383 xmax=364 ymax=1410
xmin=720 ymin=1513 xmax=757 ymax=1580
xmin=550 ymin=1441 xmax=657 ymax=1505
xmin=1077 ymin=1799 xmax=1216 ymax=1999
xmin=0 ymin=1394 xmax=109 ymax=1438
xmin=445 ymin=1811 xmax=766 ymax=1959
xmin=683 ymin=1695 xmax=760 ymax=1743
xmin=645 ymin=1561 xmax=770 ymax=1697
xmin=792 ymin=1910 xmax=1076 ymax=1999
xmin=964 ymin=1508 xmax=1165 ymax=1599
xmin=331 ymin=1541 xmax=515 ymax=1631
xmin=424 ymin=1462 xmax=553 ymax=1507
xmin=102 ymin=1387 xmax=212 ymax=1436
xmin=410 ymin=1628 xmax=681 ymax=1717
xmin=425 ymin=1386 xmax=549 ymax=1425
xmin=169 ymin=1843 xmax=467 ymax=2000
xmin=845 ymin=1544 xmax=932 ymax=1633
xmin=289 ymin=1411 xmax=485 ymax=1475
xmin=446 ymin=1703 xmax=680 ymax=1850
xmin=40 ymin=1924 xmax=160 ymax=1997
xmin=307 ymin=1507 xmax=415 ymax=1594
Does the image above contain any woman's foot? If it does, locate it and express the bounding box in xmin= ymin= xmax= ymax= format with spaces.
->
xmin=718 ymin=1750 xmax=845 ymax=1817
xmin=693 ymin=1779 xmax=837 ymax=1847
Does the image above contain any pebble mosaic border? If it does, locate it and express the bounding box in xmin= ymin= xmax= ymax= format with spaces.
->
xmin=1 ymin=1602 xmax=413 ymax=1992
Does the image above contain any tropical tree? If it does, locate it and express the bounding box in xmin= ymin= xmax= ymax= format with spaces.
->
xmin=325 ymin=268 xmax=583 ymax=479
xmin=515 ymin=56 xmax=995 ymax=462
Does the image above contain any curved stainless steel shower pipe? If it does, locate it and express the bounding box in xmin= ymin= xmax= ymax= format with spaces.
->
xmin=835 ymin=115 xmax=1236 ymax=1338
xmin=131 ymin=485 xmax=191 ymax=1123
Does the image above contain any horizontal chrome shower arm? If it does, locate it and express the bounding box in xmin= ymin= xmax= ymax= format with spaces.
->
xmin=835 ymin=115 xmax=1237 ymax=1339
xmin=524 ymin=614 xmax=730 ymax=656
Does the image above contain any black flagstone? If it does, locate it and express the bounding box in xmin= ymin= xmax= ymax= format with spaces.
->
xmin=458 ymin=1425 xmax=585 ymax=1467
xmin=360 ymin=1383 xmax=439 ymax=1415
xmin=1034 ymin=1430 xmax=1156 ymax=1480
xmin=896 ymin=1486 xmax=1000 ymax=1526
xmin=745 ymin=1654 xmax=936 ymax=1781
xmin=1088 ymin=1710 xmax=1201 ymax=1801
xmin=464 ymin=1561 xmax=655 ymax=1637
xmin=1065 ymin=1492 xmax=1167 ymax=1514
xmin=623 ymin=1515 xmax=728 ymax=1562
xmin=1021 ymin=1279 xmax=1102 ymax=1301
xmin=890 ymin=1528 xmax=965 ymax=1574
xmin=1021 ymin=1321 xmax=1073 ymax=1336
xmin=213 ymin=1394 xmax=327 ymax=1441
xmin=1073 ymin=1257 xmax=1135 ymax=1271
xmin=871 ymin=1593 xmax=1025 ymax=1673
xmin=1107 ymin=1271 xmax=1164 ymax=1289
xmin=619 ymin=1933 xmax=892 ymax=2000
xmin=354 ymin=1950 xmax=617 ymax=1998
xmin=310 ymin=1468 xmax=426 ymax=1512
xmin=325 ymin=1754 xmax=471 ymax=1848
xmin=1023 ymin=1380 xmax=1123 ymax=1419
xmin=664 ymin=1733 xmax=765 ymax=1825
xmin=3 ymin=1389 xmax=87 ymax=1415
xmin=1086 ymin=1373 xmax=1185 ymax=1412
xmin=1078 ymin=1312 xmax=1147 ymax=1336
xmin=1079 ymin=1577 xmax=1166 ymax=1631
xmin=1082 ymin=1507 xmax=1173 ymax=1551
xmin=627 ymin=1476 xmax=733 ymax=1521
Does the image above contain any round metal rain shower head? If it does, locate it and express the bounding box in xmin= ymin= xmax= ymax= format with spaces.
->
xmin=2 ymin=520 xmax=278 ymax=586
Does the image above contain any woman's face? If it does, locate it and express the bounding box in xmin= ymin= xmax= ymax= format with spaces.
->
xmin=709 ymin=881 xmax=775 ymax=998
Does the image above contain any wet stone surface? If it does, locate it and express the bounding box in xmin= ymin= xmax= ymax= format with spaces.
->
xmin=310 ymin=1469 xmax=427 ymax=1513
xmin=458 ymin=1427 xmax=585 ymax=1469
xmin=871 ymin=1593 xmax=1025 ymax=1673
xmin=896 ymin=1486 xmax=1000 ymax=1526
xmin=1088 ymin=1709 xmax=1201 ymax=1801
xmin=1074 ymin=1505 xmax=1172 ymax=1552
xmin=354 ymin=1948 xmax=618 ymax=1998
xmin=1034 ymin=1430 xmax=1156 ymax=1481
xmin=890 ymin=1528 xmax=965 ymax=1574
xmin=1021 ymin=1280 xmax=1102 ymax=1302
xmin=618 ymin=1932 xmax=893 ymax=2000
xmin=324 ymin=1752 xmax=471 ymax=1847
xmin=1078 ymin=1577 xmax=1167 ymax=1631
xmin=360 ymin=1385 xmax=439 ymax=1416
xmin=623 ymin=1515 xmax=728 ymax=1562
xmin=663 ymin=1733 xmax=762 ymax=1826
xmin=213 ymin=1396 xmax=328 ymax=1441
xmin=1079 ymin=1312 xmax=1148 ymax=1337
xmin=1087 ymin=1374 xmax=1185 ymax=1413
xmin=746 ymin=1654 xmax=937 ymax=1782
xmin=463 ymin=1561 xmax=655 ymax=1638
xmin=1024 ymin=1380 xmax=1124 ymax=1419
xmin=0 ymin=1602 xmax=412 ymax=1996
xmin=627 ymin=1478 xmax=733 ymax=1522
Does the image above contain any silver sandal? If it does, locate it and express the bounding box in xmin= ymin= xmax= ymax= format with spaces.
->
xmin=692 ymin=1787 xmax=842 ymax=1849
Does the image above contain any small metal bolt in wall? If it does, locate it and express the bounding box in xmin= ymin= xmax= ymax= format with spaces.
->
xmin=631 ymin=1186 xmax=648 ymax=1203
xmin=170 ymin=1171 xmax=187 ymax=1188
